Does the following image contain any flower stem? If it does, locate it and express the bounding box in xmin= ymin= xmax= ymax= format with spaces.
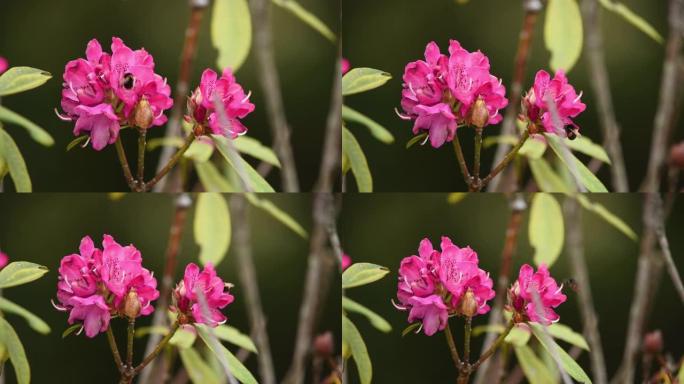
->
xmin=133 ymin=321 xmax=180 ymax=374
xmin=445 ymin=321 xmax=462 ymax=369
xmin=480 ymin=131 xmax=529 ymax=189
xmin=106 ymin=326 xmax=124 ymax=373
xmin=114 ymin=137 xmax=138 ymax=191
xmin=126 ymin=318 xmax=135 ymax=368
xmin=471 ymin=320 xmax=515 ymax=371
xmin=463 ymin=316 xmax=473 ymax=363
xmin=473 ymin=128 xmax=483 ymax=183
xmin=144 ymin=133 xmax=195 ymax=192
xmin=452 ymin=132 xmax=472 ymax=187
xmin=137 ymin=129 xmax=147 ymax=183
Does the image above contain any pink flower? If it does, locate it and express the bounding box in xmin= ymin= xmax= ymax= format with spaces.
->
xmin=521 ymin=70 xmax=586 ymax=139
xmin=407 ymin=295 xmax=448 ymax=336
xmin=0 ymin=251 xmax=8 ymax=269
xmin=171 ymin=263 xmax=235 ymax=327
xmin=341 ymin=58 xmax=351 ymax=75
xmin=507 ymin=264 xmax=567 ymax=325
xmin=0 ymin=57 xmax=7 ymax=74
xmin=72 ymin=104 xmax=120 ymax=151
xmin=186 ymin=68 xmax=255 ymax=138
xmin=342 ymin=253 xmax=352 ymax=270
xmin=398 ymin=40 xmax=507 ymax=148
xmin=67 ymin=295 xmax=111 ymax=338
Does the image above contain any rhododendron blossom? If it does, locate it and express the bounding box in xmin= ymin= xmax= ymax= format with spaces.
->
xmin=185 ymin=68 xmax=255 ymax=138
xmin=398 ymin=40 xmax=507 ymax=148
xmin=57 ymin=38 xmax=172 ymax=150
xmin=394 ymin=237 xmax=495 ymax=336
xmin=53 ymin=235 xmax=159 ymax=337
xmin=521 ymin=70 xmax=586 ymax=139
xmin=171 ymin=263 xmax=235 ymax=327
xmin=341 ymin=58 xmax=351 ymax=75
xmin=342 ymin=253 xmax=352 ymax=270
xmin=0 ymin=251 xmax=8 ymax=269
xmin=0 ymin=57 xmax=8 ymax=74
xmin=507 ymin=264 xmax=567 ymax=325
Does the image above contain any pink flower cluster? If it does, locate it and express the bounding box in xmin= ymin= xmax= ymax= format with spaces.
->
xmin=185 ymin=68 xmax=255 ymax=138
xmin=53 ymin=235 xmax=159 ymax=338
xmin=399 ymin=40 xmax=508 ymax=148
xmin=521 ymin=70 xmax=586 ymax=139
xmin=0 ymin=57 xmax=8 ymax=75
xmin=57 ymin=38 xmax=173 ymax=150
xmin=507 ymin=264 xmax=567 ymax=325
xmin=394 ymin=237 xmax=495 ymax=336
xmin=171 ymin=263 xmax=234 ymax=327
xmin=0 ymin=251 xmax=8 ymax=270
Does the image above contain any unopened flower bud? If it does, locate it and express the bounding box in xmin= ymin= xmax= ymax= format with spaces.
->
xmin=669 ymin=142 xmax=684 ymax=169
xmin=469 ymin=98 xmax=489 ymax=129
xmin=122 ymin=290 xmax=141 ymax=319
xmin=643 ymin=330 xmax=663 ymax=354
xmin=459 ymin=289 xmax=479 ymax=317
xmin=131 ymin=99 xmax=154 ymax=129
xmin=313 ymin=332 xmax=334 ymax=357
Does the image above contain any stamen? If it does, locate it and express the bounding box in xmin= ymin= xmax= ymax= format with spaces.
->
xmin=394 ymin=108 xmax=412 ymax=120
xmin=54 ymin=108 xmax=73 ymax=121
xmin=241 ymin=90 xmax=252 ymax=103
xmin=51 ymin=299 xmax=67 ymax=312
xmin=391 ymin=298 xmax=407 ymax=311
xmin=573 ymin=91 xmax=583 ymax=103
xmin=420 ymin=134 xmax=430 ymax=146
xmin=82 ymin=137 xmax=91 ymax=148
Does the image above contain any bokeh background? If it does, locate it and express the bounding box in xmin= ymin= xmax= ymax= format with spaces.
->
xmin=0 ymin=0 xmax=338 ymax=191
xmin=0 ymin=193 xmax=340 ymax=382
xmin=343 ymin=0 xmax=673 ymax=191
xmin=339 ymin=193 xmax=684 ymax=382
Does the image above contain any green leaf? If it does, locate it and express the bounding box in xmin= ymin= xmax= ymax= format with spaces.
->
xmin=214 ymin=325 xmax=258 ymax=353
xmin=271 ymin=0 xmax=336 ymax=42
xmin=211 ymin=135 xmax=276 ymax=192
xmin=0 ymin=127 xmax=32 ymax=192
xmin=529 ymin=158 xmax=573 ymax=193
xmin=61 ymin=324 xmax=82 ymax=338
xmin=134 ymin=325 xmax=169 ymax=338
xmin=0 ymin=106 xmax=53 ymax=146
xmin=244 ymin=193 xmax=307 ymax=238
xmin=195 ymin=160 xmax=236 ymax=192
xmin=0 ymin=297 xmax=50 ymax=334
xmin=564 ymin=136 xmax=610 ymax=164
xmin=342 ymin=262 xmax=389 ymax=289
xmin=184 ymin=140 xmax=215 ymax=162
xmin=170 ymin=327 xmax=197 ymax=349
xmin=576 ymin=195 xmax=638 ymax=241
xmin=196 ymin=326 xmax=259 ymax=384
xmin=0 ymin=317 xmax=30 ymax=384
xmin=678 ymin=361 xmax=684 ymax=384
xmin=598 ymin=0 xmax=664 ymax=43
xmin=545 ymin=0 xmax=583 ymax=72
xmin=530 ymin=323 xmax=593 ymax=383
xmin=342 ymin=127 xmax=373 ymax=192
xmin=66 ymin=136 xmax=89 ymax=151
xmin=545 ymin=134 xmax=608 ymax=192
xmin=342 ymin=68 xmax=392 ymax=96
xmin=0 ymin=261 xmax=48 ymax=289
xmin=194 ymin=193 xmax=231 ymax=266
xmin=0 ymin=67 xmax=51 ymax=97
xmin=514 ymin=344 xmax=557 ymax=384
xmin=342 ymin=296 xmax=392 ymax=333
xmin=470 ymin=324 xmax=530 ymax=346
xmin=547 ymin=323 xmax=589 ymax=350
xmin=342 ymin=315 xmax=372 ymax=384
xmin=401 ymin=323 xmax=421 ymax=337
xmin=212 ymin=0 xmax=252 ymax=72
xmin=447 ymin=193 xmax=468 ymax=204
xmin=342 ymin=105 xmax=394 ymax=144
xmin=406 ymin=133 xmax=428 ymax=149
xmin=529 ymin=194 xmax=565 ymax=267
xmin=233 ymin=136 xmax=281 ymax=167
xmin=146 ymin=136 xmax=185 ymax=151
xmin=179 ymin=347 xmax=222 ymax=384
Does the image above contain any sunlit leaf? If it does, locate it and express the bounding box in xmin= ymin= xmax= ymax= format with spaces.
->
xmin=0 ymin=126 xmax=32 ymax=192
xmin=545 ymin=134 xmax=608 ymax=192
xmin=0 ymin=261 xmax=48 ymax=289
xmin=575 ymin=195 xmax=637 ymax=240
xmin=518 ymin=138 xmax=547 ymax=159
xmin=598 ymin=0 xmax=664 ymax=43
xmin=214 ymin=325 xmax=258 ymax=353
xmin=0 ymin=106 xmax=53 ymax=146
xmin=0 ymin=317 xmax=30 ymax=384
xmin=515 ymin=344 xmax=557 ymax=384
xmin=179 ymin=347 xmax=222 ymax=384
xmin=233 ymin=136 xmax=281 ymax=167
xmin=342 ymin=127 xmax=372 ymax=192
xmin=447 ymin=193 xmax=468 ymax=204
xmin=212 ymin=0 xmax=252 ymax=72
xmin=471 ymin=324 xmax=530 ymax=346
xmin=194 ymin=193 xmax=231 ymax=266
xmin=342 ymin=315 xmax=372 ymax=384
xmin=211 ymin=135 xmax=276 ymax=192
xmin=545 ymin=0 xmax=583 ymax=72
xmin=0 ymin=66 xmax=51 ymax=97
xmin=271 ymin=0 xmax=336 ymax=42
xmin=529 ymin=158 xmax=573 ymax=193
xmin=196 ymin=326 xmax=259 ymax=384
xmin=342 ymin=105 xmax=394 ymax=144
xmin=170 ymin=327 xmax=197 ymax=349
xmin=0 ymin=297 xmax=50 ymax=334
xmin=146 ymin=136 xmax=184 ymax=151
xmin=245 ymin=193 xmax=307 ymax=238
xmin=548 ymin=323 xmax=589 ymax=350
xmin=342 ymin=262 xmax=389 ymax=289
xmin=184 ymin=140 xmax=215 ymax=162
xmin=342 ymin=68 xmax=391 ymax=96
xmin=529 ymin=194 xmax=565 ymax=267
xmin=530 ymin=323 xmax=593 ymax=383
xmin=195 ymin=160 xmax=235 ymax=192
xmin=565 ymin=136 xmax=610 ymax=163
xmin=343 ymin=297 xmax=392 ymax=333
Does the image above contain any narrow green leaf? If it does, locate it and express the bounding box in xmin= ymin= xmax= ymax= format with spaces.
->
xmin=271 ymin=0 xmax=336 ymax=42
xmin=575 ymin=195 xmax=637 ymax=240
xmin=342 ymin=315 xmax=372 ymax=384
xmin=184 ymin=140 xmax=215 ymax=162
xmin=170 ymin=327 xmax=197 ymax=349
xmin=0 ymin=106 xmax=53 ymax=146
xmin=406 ymin=132 xmax=428 ymax=149
xmin=0 ymin=317 xmax=30 ymax=384
xmin=482 ymin=134 xmax=519 ymax=148
xmin=342 ymin=105 xmax=394 ymax=144
xmin=0 ymin=297 xmax=50 ymax=334
xmin=546 ymin=134 xmax=608 ymax=192
xmin=342 ymin=262 xmax=389 ymax=289
xmin=530 ymin=323 xmax=593 ymax=383
xmin=529 ymin=194 xmax=565 ymax=267
xmin=233 ymin=136 xmax=281 ymax=167
xmin=211 ymin=135 xmax=276 ymax=192
xmin=401 ymin=323 xmax=421 ymax=337
xmin=518 ymin=138 xmax=548 ymax=159
xmin=61 ymin=324 xmax=82 ymax=338
xmin=565 ymin=136 xmax=610 ymax=164
xmin=342 ymin=68 xmax=391 ymax=96
xmin=0 ymin=67 xmax=51 ymax=96
xmin=470 ymin=324 xmax=530 ymax=346
xmin=678 ymin=361 xmax=684 ymax=384
xmin=515 ymin=345 xmax=557 ymax=384
xmin=179 ymin=347 xmax=222 ymax=384
xmin=146 ymin=136 xmax=184 ymax=151
xmin=0 ymin=127 xmax=32 ymax=192
xmin=214 ymin=325 xmax=258 ymax=353
xmin=244 ymin=193 xmax=308 ymax=238
xmin=529 ymin=158 xmax=573 ymax=193
xmin=545 ymin=0 xmax=583 ymax=72
xmin=194 ymin=193 xmax=231 ymax=266
xmin=212 ymin=0 xmax=252 ymax=72
xmin=195 ymin=160 xmax=236 ymax=192
xmin=196 ymin=326 xmax=259 ymax=384
xmin=0 ymin=261 xmax=48 ymax=289
xmin=134 ymin=325 xmax=169 ymax=338
xmin=548 ymin=323 xmax=589 ymax=350
xmin=66 ymin=136 xmax=89 ymax=151
xmin=598 ymin=0 xmax=664 ymax=43
xmin=342 ymin=297 xmax=392 ymax=333
xmin=447 ymin=193 xmax=468 ymax=204
xmin=342 ymin=127 xmax=373 ymax=192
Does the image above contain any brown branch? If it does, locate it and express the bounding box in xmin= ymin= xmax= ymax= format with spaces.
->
xmin=230 ymin=195 xmax=277 ymax=384
xmin=445 ymin=321 xmax=462 ymax=368
xmin=115 ymin=137 xmax=138 ymax=191
xmin=248 ymin=0 xmax=300 ymax=192
xmin=315 ymin=51 xmax=342 ymax=193
xmin=650 ymin=195 xmax=684 ymax=304
xmin=144 ymin=133 xmax=196 ymax=192
xmin=488 ymin=0 xmax=542 ymax=192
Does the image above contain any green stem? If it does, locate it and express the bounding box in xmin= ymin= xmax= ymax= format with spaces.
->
xmin=480 ymin=131 xmax=529 ymax=190
xmin=106 ymin=326 xmax=124 ymax=373
xmin=452 ymin=132 xmax=472 ymax=187
xmin=471 ymin=320 xmax=515 ymax=371
xmin=445 ymin=320 xmax=462 ymax=369
xmin=133 ymin=322 xmax=180 ymax=374
xmin=144 ymin=133 xmax=195 ymax=192
xmin=115 ymin=137 xmax=138 ymax=191
xmin=473 ymin=128 xmax=483 ymax=183
xmin=137 ymin=129 xmax=147 ymax=183
xmin=463 ymin=316 xmax=473 ymax=363
xmin=126 ymin=318 xmax=135 ymax=368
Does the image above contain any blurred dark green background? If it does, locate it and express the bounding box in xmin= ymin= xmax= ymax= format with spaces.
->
xmin=343 ymin=0 xmax=674 ymax=192
xmin=0 ymin=0 xmax=338 ymax=191
xmin=339 ymin=193 xmax=684 ymax=382
xmin=0 ymin=193 xmax=340 ymax=382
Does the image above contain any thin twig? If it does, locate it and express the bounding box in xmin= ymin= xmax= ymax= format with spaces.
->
xmin=144 ymin=133 xmax=195 ymax=192
xmin=453 ymin=132 xmax=472 ymax=186
xmin=463 ymin=316 xmax=472 ymax=363
xmin=115 ymin=137 xmax=137 ymax=191
xmin=106 ymin=326 xmax=125 ymax=373
xmin=127 ymin=318 xmax=135 ymax=368
xmin=137 ymin=129 xmax=147 ymax=183
xmin=473 ymin=128 xmax=483 ymax=182
xmin=445 ymin=321 xmax=462 ymax=368
xmin=315 ymin=50 xmax=342 ymax=193
xmin=471 ymin=320 xmax=515 ymax=371
xmin=133 ymin=322 xmax=180 ymax=375
xmin=480 ymin=132 xmax=529 ymax=189
xmin=651 ymin=194 xmax=684 ymax=304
